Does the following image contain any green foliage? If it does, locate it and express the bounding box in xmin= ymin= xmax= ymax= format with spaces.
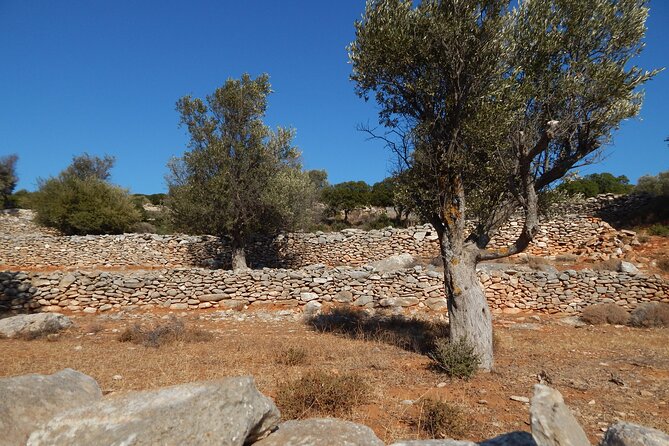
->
xmin=33 ymin=154 xmax=140 ymax=235
xmin=370 ymin=177 xmax=395 ymax=207
xmin=307 ymin=169 xmax=329 ymax=192
xmin=64 ymin=152 xmax=115 ymax=181
xmin=648 ymin=223 xmax=669 ymax=237
xmin=557 ymin=173 xmax=634 ymax=197
xmin=429 ymin=337 xmax=481 ymax=379
xmin=9 ymin=189 xmax=36 ymax=209
xmin=0 ymin=154 xmax=18 ymax=208
xmin=321 ymin=181 xmax=370 ymax=222
xmin=636 ymin=171 xmax=669 ymax=196
xmin=167 ymin=74 xmax=316 ymax=267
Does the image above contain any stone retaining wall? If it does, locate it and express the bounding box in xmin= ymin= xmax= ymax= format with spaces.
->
xmin=1 ymin=266 xmax=666 ymax=315
xmin=0 ymin=194 xmax=644 ymax=269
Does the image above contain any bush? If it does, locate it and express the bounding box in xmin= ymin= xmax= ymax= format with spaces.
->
xmin=580 ymin=303 xmax=630 ymax=325
xmin=658 ymin=257 xmax=669 ymax=273
xmin=416 ymin=398 xmax=467 ymax=439
xmin=118 ymin=317 xmax=212 ymax=348
xmin=274 ymin=372 xmax=370 ymax=419
xmin=648 ymin=224 xmax=669 ymax=237
xmin=276 ymin=347 xmax=308 ymax=366
xmin=429 ymin=337 xmax=480 ymax=379
xmin=131 ymin=222 xmax=157 ymax=234
xmin=34 ymin=176 xmax=141 ymax=235
xmin=629 ymin=303 xmax=669 ymax=328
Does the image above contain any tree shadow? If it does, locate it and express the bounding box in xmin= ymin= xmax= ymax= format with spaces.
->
xmin=593 ymin=193 xmax=668 ymax=228
xmin=0 ymin=270 xmax=38 ymax=316
xmin=307 ymin=306 xmax=450 ymax=354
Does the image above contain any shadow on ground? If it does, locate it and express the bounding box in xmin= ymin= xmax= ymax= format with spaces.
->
xmin=307 ymin=306 xmax=449 ymax=354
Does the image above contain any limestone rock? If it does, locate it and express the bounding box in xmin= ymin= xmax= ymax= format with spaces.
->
xmin=255 ymin=418 xmax=384 ymax=446
xmin=481 ymin=431 xmax=538 ymax=446
xmin=389 ymin=440 xmax=476 ymax=446
xmin=0 ymin=313 xmax=72 ymax=339
xmin=27 ymin=376 xmax=280 ymax=446
xmin=0 ymin=369 xmax=101 ymax=446
xmin=530 ymin=384 xmax=590 ymax=446
xmin=368 ymin=253 xmax=415 ymax=272
xmin=602 ymin=423 xmax=669 ymax=446
xmin=619 ymin=262 xmax=640 ymax=274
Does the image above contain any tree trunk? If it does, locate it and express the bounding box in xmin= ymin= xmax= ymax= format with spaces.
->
xmin=442 ymin=245 xmax=494 ymax=371
xmin=231 ymin=237 xmax=248 ymax=271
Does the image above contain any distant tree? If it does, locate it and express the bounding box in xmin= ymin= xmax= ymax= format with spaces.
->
xmin=167 ymin=73 xmax=316 ymax=270
xmin=33 ymin=154 xmax=140 ymax=234
xmin=557 ymin=173 xmax=634 ymax=197
xmin=371 ymin=176 xmax=413 ymax=225
xmin=636 ymin=171 xmax=669 ymax=196
xmin=64 ymin=153 xmax=115 ymax=181
xmin=350 ymin=0 xmax=657 ymax=369
xmin=370 ymin=178 xmax=394 ymax=207
xmin=321 ymin=181 xmax=371 ymax=223
xmin=0 ymin=154 xmax=18 ymax=208
xmin=307 ymin=169 xmax=329 ymax=192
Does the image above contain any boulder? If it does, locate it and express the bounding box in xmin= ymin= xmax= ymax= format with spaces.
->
xmin=389 ymin=441 xmax=476 ymax=446
xmin=27 ymin=376 xmax=280 ymax=446
xmin=0 ymin=313 xmax=72 ymax=339
xmin=0 ymin=369 xmax=102 ymax=446
xmin=368 ymin=253 xmax=415 ymax=272
xmin=255 ymin=418 xmax=384 ymax=446
xmin=530 ymin=384 xmax=590 ymax=446
xmin=304 ymin=301 xmax=322 ymax=317
xmin=619 ymin=261 xmax=640 ymax=275
xmin=480 ymin=432 xmax=538 ymax=446
xmin=602 ymin=423 xmax=669 ymax=446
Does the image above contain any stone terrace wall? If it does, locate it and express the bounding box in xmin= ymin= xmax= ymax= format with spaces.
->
xmin=1 ymin=266 xmax=666 ymax=315
xmin=0 ymin=194 xmax=645 ymax=269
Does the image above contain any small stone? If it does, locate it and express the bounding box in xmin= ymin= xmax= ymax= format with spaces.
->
xmin=510 ymin=395 xmax=530 ymax=403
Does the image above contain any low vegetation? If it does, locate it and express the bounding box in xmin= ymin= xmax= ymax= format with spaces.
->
xmin=275 ymin=346 xmax=309 ymax=366
xmin=274 ymin=371 xmax=370 ymax=419
xmin=118 ymin=317 xmax=212 ymax=348
xmin=429 ymin=337 xmax=480 ymax=380
xmin=629 ymin=303 xmax=669 ymax=328
xmin=415 ymin=398 xmax=467 ymax=439
xmin=580 ymin=303 xmax=630 ymax=326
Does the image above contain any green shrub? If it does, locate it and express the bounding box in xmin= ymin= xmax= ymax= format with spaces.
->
xmin=33 ymin=176 xmax=140 ymax=235
xmin=648 ymin=224 xmax=669 ymax=237
xmin=417 ymin=398 xmax=467 ymax=439
xmin=429 ymin=337 xmax=480 ymax=379
xmin=274 ymin=372 xmax=370 ymax=419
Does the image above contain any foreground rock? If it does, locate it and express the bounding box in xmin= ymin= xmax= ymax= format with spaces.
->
xmin=0 ymin=313 xmax=72 ymax=338
xmin=602 ymin=423 xmax=669 ymax=446
xmin=389 ymin=431 xmax=537 ymax=446
xmin=530 ymin=384 xmax=590 ymax=446
xmin=28 ymin=376 xmax=279 ymax=446
xmin=0 ymin=369 xmax=101 ymax=446
xmin=255 ymin=418 xmax=384 ymax=446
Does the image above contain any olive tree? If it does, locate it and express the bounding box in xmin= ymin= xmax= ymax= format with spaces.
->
xmin=0 ymin=154 xmax=18 ymax=208
xmin=350 ymin=0 xmax=658 ymax=369
xmin=167 ymin=73 xmax=316 ymax=270
xmin=321 ymin=181 xmax=371 ymax=223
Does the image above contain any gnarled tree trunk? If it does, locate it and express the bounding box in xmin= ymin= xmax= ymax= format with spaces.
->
xmin=231 ymin=237 xmax=248 ymax=271
xmin=440 ymin=240 xmax=494 ymax=371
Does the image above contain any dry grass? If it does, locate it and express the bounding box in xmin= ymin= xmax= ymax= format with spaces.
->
xmin=629 ymin=303 xmax=669 ymax=328
xmin=1 ymin=312 xmax=668 ymax=444
xmin=118 ymin=317 xmax=213 ymax=348
xmin=592 ymin=259 xmax=622 ymax=272
xmin=581 ymin=303 xmax=630 ymax=326
xmin=657 ymin=257 xmax=669 ymax=273
xmin=415 ymin=398 xmax=467 ymax=439
xmin=275 ymin=346 xmax=309 ymax=366
xmin=274 ymin=371 xmax=370 ymax=419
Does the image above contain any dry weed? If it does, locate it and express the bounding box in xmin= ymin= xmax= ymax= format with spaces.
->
xmin=276 ymin=347 xmax=309 ymax=366
xmin=629 ymin=303 xmax=669 ymax=328
xmin=118 ymin=317 xmax=212 ymax=348
xmin=415 ymin=398 xmax=467 ymax=439
xmin=580 ymin=303 xmax=630 ymax=326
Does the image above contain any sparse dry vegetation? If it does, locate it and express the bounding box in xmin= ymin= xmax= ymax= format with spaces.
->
xmin=629 ymin=303 xmax=669 ymax=328
xmin=581 ymin=303 xmax=630 ymax=326
xmin=118 ymin=317 xmax=212 ymax=348
xmin=274 ymin=371 xmax=370 ymax=419
xmin=276 ymin=346 xmax=309 ymax=366
xmin=416 ymin=398 xmax=467 ymax=439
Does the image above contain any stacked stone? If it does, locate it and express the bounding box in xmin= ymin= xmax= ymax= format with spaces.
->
xmin=1 ymin=267 xmax=666 ymax=315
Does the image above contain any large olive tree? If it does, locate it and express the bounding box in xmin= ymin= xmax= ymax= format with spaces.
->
xmin=350 ymin=0 xmax=658 ymax=369
xmin=167 ymin=73 xmax=316 ymax=270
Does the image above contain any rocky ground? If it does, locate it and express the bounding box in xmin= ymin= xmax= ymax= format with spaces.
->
xmin=1 ymin=308 xmax=667 ymax=444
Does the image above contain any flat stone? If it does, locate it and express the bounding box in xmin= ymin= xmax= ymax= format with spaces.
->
xmin=255 ymin=418 xmax=384 ymax=446
xmin=0 ymin=313 xmax=72 ymax=339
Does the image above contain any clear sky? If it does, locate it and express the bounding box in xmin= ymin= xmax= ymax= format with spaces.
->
xmin=1 ymin=1 xmax=667 ymax=194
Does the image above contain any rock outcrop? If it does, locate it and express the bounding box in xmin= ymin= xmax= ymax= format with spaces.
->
xmin=0 ymin=313 xmax=72 ymax=338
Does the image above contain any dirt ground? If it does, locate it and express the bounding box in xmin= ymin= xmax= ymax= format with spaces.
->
xmin=1 ymin=309 xmax=667 ymax=444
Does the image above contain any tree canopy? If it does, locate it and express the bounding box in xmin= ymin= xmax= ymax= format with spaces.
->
xmin=557 ymin=172 xmax=634 ymax=197
xmin=0 ymin=154 xmax=18 ymax=209
xmin=167 ymin=73 xmax=316 ymax=270
xmin=33 ymin=154 xmax=140 ymax=235
xmin=350 ymin=0 xmax=657 ymax=369
xmin=321 ymin=181 xmax=371 ymax=223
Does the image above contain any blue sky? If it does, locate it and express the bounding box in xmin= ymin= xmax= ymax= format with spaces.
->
xmin=1 ymin=1 xmax=667 ymax=194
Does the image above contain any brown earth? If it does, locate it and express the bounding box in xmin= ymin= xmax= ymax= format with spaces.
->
xmin=1 ymin=310 xmax=667 ymax=444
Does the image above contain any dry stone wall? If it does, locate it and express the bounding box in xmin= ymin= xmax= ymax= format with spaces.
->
xmin=0 ymin=194 xmax=646 ymax=269
xmin=1 ymin=266 xmax=666 ymax=315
